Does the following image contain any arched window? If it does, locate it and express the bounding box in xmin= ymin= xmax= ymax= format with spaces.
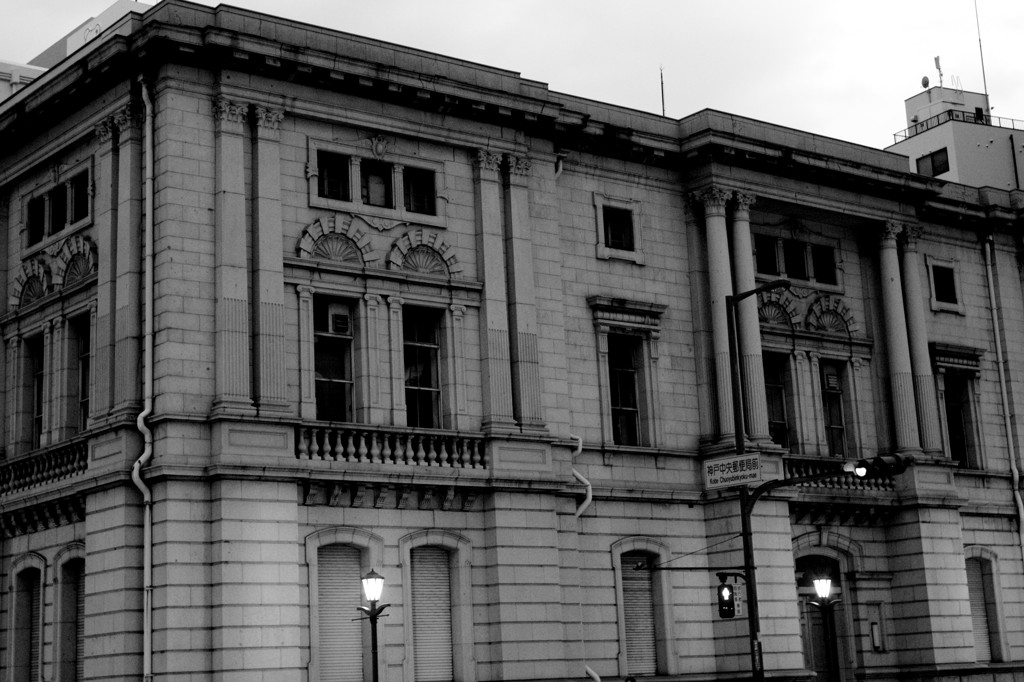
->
xmin=965 ymin=554 xmax=1003 ymax=662
xmin=10 ymin=555 xmax=46 ymax=682
xmin=611 ymin=537 xmax=676 ymax=677
xmin=410 ymin=546 xmax=454 ymax=681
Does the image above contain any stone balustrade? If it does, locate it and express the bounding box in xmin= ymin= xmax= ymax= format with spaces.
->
xmin=784 ymin=455 xmax=896 ymax=492
xmin=0 ymin=439 xmax=89 ymax=495
xmin=296 ymin=424 xmax=486 ymax=469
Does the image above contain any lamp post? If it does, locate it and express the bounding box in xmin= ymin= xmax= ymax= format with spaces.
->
xmin=358 ymin=569 xmax=390 ymax=682
xmin=726 ymin=278 xmax=790 ymax=682
xmin=808 ymin=577 xmax=842 ymax=682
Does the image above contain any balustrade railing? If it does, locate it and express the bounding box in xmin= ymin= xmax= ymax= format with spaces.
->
xmin=296 ymin=424 xmax=486 ymax=469
xmin=0 ymin=439 xmax=89 ymax=495
xmin=784 ymin=456 xmax=896 ymax=492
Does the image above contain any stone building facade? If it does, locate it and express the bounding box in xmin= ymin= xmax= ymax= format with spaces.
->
xmin=2 ymin=2 xmax=1024 ymax=682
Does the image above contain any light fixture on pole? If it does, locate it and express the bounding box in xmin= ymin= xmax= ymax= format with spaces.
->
xmin=358 ymin=569 xmax=390 ymax=682
xmin=726 ymin=278 xmax=790 ymax=682
xmin=808 ymin=575 xmax=841 ymax=682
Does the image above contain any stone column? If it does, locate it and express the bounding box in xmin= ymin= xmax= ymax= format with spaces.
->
xmin=699 ymin=186 xmax=735 ymax=439
xmin=251 ymin=105 xmax=288 ymax=412
xmin=879 ymin=221 xmax=921 ymax=451
xmin=91 ymin=113 xmax=118 ymax=422
xmin=503 ymin=153 xmax=545 ymax=432
xmin=211 ymin=96 xmax=253 ymax=414
xmin=901 ymin=226 xmax=942 ymax=454
xmin=731 ymin=192 xmax=770 ymax=442
xmin=472 ymin=150 xmax=515 ymax=433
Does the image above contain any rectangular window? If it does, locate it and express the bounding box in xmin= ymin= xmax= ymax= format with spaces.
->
xmin=783 ymin=239 xmax=808 ymax=280
xmin=317 ymin=545 xmax=364 ymax=681
xmin=27 ymin=195 xmax=46 ymax=246
xmin=70 ymin=317 xmax=91 ymax=433
xmin=59 ymin=559 xmax=86 ymax=682
xmin=26 ymin=336 xmax=45 ymax=450
xmin=609 ymin=334 xmax=641 ymax=446
xmin=943 ymin=370 xmax=978 ymax=468
xmin=754 ymin=233 xmax=779 ymax=275
xmin=916 ymin=148 xmax=950 ymax=177
xmin=966 ymin=557 xmax=1000 ymax=662
xmin=811 ymin=244 xmax=837 ymax=285
xmin=602 ymin=205 xmax=635 ymax=252
xmin=403 ymin=167 xmax=436 ymax=215
xmin=820 ymin=361 xmax=846 ymax=457
xmin=317 ymin=150 xmax=351 ymax=202
xmin=404 ymin=306 xmax=441 ymax=428
xmin=361 ymin=159 xmax=394 ymax=208
xmin=932 ymin=265 xmax=958 ymax=305
xmin=68 ymin=171 xmax=89 ymax=224
xmin=314 ymin=298 xmax=355 ymax=422
xmin=48 ymin=183 xmax=67 ymax=236
xmin=763 ymin=353 xmax=790 ymax=449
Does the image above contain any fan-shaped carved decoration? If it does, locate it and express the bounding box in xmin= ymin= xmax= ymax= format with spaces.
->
xmin=51 ymin=235 xmax=97 ymax=289
xmin=312 ymin=233 xmax=362 ymax=264
xmin=296 ymin=215 xmax=375 ymax=264
xmin=402 ymin=245 xmax=448 ymax=276
xmin=11 ymin=259 xmax=51 ymax=308
xmin=806 ymin=295 xmax=858 ymax=334
xmin=386 ymin=228 xmax=461 ymax=277
xmin=19 ymin=277 xmax=46 ymax=306
xmin=759 ymin=302 xmax=794 ymax=328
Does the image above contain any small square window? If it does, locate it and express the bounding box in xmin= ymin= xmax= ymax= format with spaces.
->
xmin=916 ymin=148 xmax=950 ymax=177
xmin=602 ymin=206 xmax=634 ymax=252
xmin=361 ymin=159 xmax=394 ymax=208
xmin=403 ymin=167 xmax=436 ymax=215
xmin=317 ymin=150 xmax=351 ymax=202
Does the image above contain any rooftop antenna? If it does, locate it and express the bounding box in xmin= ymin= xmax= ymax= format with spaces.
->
xmin=974 ymin=0 xmax=990 ymax=100
xmin=935 ymin=55 xmax=944 ymax=88
xmin=660 ymin=65 xmax=665 ymax=117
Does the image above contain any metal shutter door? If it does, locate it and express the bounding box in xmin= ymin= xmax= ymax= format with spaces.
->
xmin=76 ymin=565 xmax=86 ymax=681
xmin=966 ymin=558 xmax=992 ymax=661
xmin=30 ymin=574 xmax=41 ymax=682
xmin=622 ymin=553 xmax=657 ymax=675
xmin=412 ymin=547 xmax=454 ymax=681
xmin=318 ymin=545 xmax=365 ymax=682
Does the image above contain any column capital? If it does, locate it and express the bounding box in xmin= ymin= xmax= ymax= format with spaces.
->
xmin=475 ymin=149 xmax=502 ymax=172
xmin=694 ymin=185 xmax=730 ymax=216
xmin=733 ymin=191 xmax=756 ymax=212
xmin=900 ymin=224 xmax=923 ymax=249
xmin=882 ymin=220 xmax=904 ymax=243
xmin=296 ymin=285 xmax=315 ymax=299
xmin=253 ymin=106 xmax=284 ymax=135
xmin=505 ymin=153 xmax=531 ymax=177
xmin=212 ymin=96 xmax=248 ymax=127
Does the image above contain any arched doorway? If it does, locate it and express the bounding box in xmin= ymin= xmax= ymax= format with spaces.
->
xmin=795 ymin=555 xmax=846 ymax=682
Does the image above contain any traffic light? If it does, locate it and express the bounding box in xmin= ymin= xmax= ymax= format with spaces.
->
xmin=853 ymin=455 xmax=908 ymax=478
xmin=717 ymin=581 xmax=736 ymax=618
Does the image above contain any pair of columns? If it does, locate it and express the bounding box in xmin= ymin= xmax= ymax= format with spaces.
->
xmin=697 ymin=187 xmax=771 ymax=444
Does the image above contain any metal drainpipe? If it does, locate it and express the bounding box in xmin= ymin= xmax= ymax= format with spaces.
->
xmin=570 ymin=434 xmax=600 ymax=682
xmin=130 ymin=77 xmax=155 ymax=682
xmin=982 ymin=235 xmax=1024 ymax=566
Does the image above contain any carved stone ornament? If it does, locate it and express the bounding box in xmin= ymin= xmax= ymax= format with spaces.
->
xmin=296 ymin=214 xmax=375 ymax=263
xmin=369 ymin=135 xmax=391 ymax=159
xmin=758 ymin=289 xmax=800 ymax=328
xmin=733 ymin=191 xmax=756 ymax=212
xmin=12 ymin=259 xmax=51 ymax=308
xmin=695 ymin=185 xmax=730 ymax=214
xmin=52 ymin=235 xmax=98 ymax=289
xmin=476 ymin=149 xmax=501 ymax=172
xmin=359 ymin=215 xmax=409 ymax=233
xmin=212 ymin=96 xmax=247 ymax=123
xmin=901 ymin=223 xmax=923 ymax=246
xmin=805 ymin=295 xmax=858 ymax=334
xmin=111 ymin=102 xmax=141 ymax=133
xmin=387 ymin=229 xmax=461 ymax=276
xmin=882 ymin=220 xmax=903 ymax=242
xmin=254 ymin=106 xmax=284 ymax=130
xmin=506 ymin=154 xmax=531 ymax=176
xmin=94 ymin=118 xmax=115 ymax=142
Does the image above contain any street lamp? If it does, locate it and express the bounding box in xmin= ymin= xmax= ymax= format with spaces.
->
xmin=725 ymin=278 xmax=790 ymax=682
xmin=358 ymin=569 xmax=390 ymax=682
xmin=808 ymin=576 xmax=841 ymax=682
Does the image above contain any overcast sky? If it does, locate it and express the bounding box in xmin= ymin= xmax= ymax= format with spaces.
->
xmin=4 ymin=0 xmax=1023 ymax=149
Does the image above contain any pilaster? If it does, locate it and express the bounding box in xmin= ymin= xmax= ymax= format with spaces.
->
xmin=91 ymin=110 xmax=118 ymax=422
xmin=472 ymin=149 xmax=515 ymax=433
xmin=296 ymin=286 xmax=315 ymax=420
xmin=388 ymin=296 xmax=406 ymax=426
xmin=251 ymin=105 xmax=289 ymax=413
xmin=211 ymin=96 xmax=253 ymax=415
xmin=360 ymin=293 xmax=388 ymax=424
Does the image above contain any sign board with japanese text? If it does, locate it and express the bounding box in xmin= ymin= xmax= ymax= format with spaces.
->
xmin=704 ymin=453 xmax=762 ymax=490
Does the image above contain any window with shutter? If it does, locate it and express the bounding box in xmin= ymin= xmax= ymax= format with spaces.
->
xmin=318 ymin=545 xmax=365 ymax=682
xmin=59 ymin=558 xmax=86 ymax=682
xmin=966 ymin=558 xmax=994 ymax=662
xmin=14 ymin=567 xmax=42 ymax=682
xmin=412 ymin=546 xmax=454 ymax=681
xmin=621 ymin=551 xmax=657 ymax=675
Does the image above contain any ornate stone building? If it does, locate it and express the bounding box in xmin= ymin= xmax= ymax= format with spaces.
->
xmin=2 ymin=2 xmax=1024 ymax=682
